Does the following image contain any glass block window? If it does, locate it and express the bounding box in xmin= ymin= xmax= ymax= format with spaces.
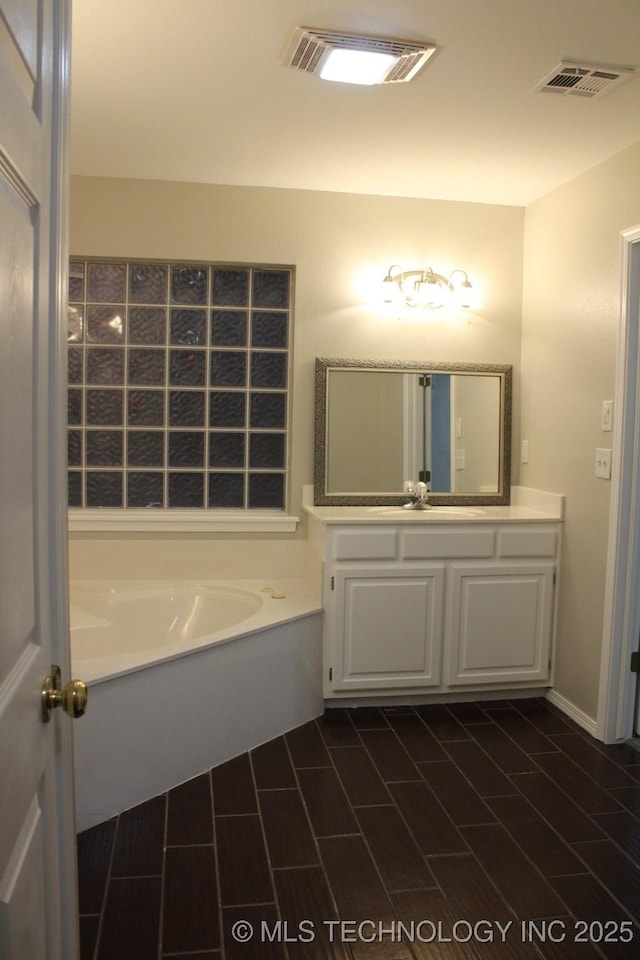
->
xmin=67 ymin=259 xmax=292 ymax=510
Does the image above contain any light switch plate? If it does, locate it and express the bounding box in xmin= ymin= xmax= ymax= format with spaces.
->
xmin=601 ymin=400 xmax=614 ymax=432
xmin=595 ymin=448 xmax=612 ymax=479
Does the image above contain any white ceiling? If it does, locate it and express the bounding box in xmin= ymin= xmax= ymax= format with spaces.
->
xmin=70 ymin=0 xmax=640 ymax=207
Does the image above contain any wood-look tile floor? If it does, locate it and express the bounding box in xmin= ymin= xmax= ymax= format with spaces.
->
xmin=77 ymin=698 xmax=640 ymax=960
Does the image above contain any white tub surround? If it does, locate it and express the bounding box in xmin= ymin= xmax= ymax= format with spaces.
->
xmin=69 ymin=509 xmax=299 ymax=534
xmin=303 ymin=486 xmax=564 ymax=702
xmin=70 ymin=538 xmax=323 ymax=832
xmin=68 ymin=537 xmax=321 ymax=584
xmin=73 ymin=608 xmax=322 ymax=831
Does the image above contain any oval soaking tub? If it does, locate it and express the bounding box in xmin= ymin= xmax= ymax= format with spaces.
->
xmin=71 ymin=579 xmax=323 ymax=831
xmin=71 ymin=581 xmax=263 ymax=678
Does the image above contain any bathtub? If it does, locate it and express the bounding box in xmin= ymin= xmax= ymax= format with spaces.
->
xmin=71 ymin=578 xmax=323 ymax=831
xmin=71 ymin=579 xmax=314 ymax=682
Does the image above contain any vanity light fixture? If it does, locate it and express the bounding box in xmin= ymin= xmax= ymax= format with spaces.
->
xmin=282 ymin=27 xmax=436 ymax=85
xmin=382 ymin=265 xmax=476 ymax=309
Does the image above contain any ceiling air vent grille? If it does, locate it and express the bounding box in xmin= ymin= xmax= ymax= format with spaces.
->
xmin=282 ymin=27 xmax=436 ymax=83
xmin=533 ymin=60 xmax=634 ymax=98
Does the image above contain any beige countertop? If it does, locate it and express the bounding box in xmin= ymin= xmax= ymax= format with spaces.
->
xmin=302 ymin=485 xmax=564 ymax=525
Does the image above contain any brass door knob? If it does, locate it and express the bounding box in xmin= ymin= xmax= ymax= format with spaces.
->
xmin=42 ymin=665 xmax=88 ymax=723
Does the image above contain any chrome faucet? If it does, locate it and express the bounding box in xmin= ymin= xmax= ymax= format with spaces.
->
xmin=402 ymin=480 xmax=431 ymax=510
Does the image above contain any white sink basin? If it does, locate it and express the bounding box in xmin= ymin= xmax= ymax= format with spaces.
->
xmin=366 ymin=505 xmax=487 ymax=518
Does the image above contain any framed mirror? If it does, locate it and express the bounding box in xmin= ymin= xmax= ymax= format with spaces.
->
xmin=314 ymin=358 xmax=512 ymax=506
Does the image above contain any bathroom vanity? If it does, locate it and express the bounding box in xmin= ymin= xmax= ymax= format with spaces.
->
xmin=304 ymin=487 xmax=564 ymax=701
xmin=309 ymin=357 xmax=563 ymax=703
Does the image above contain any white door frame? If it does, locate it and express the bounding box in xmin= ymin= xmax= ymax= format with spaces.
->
xmin=597 ymin=225 xmax=640 ymax=743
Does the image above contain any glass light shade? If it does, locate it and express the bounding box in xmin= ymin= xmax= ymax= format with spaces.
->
xmin=450 ymin=278 xmax=475 ymax=309
xmin=458 ymin=280 xmax=473 ymax=308
xmin=319 ymin=48 xmax=397 ymax=85
xmin=421 ymin=278 xmax=446 ymax=308
xmin=381 ymin=274 xmax=402 ymax=305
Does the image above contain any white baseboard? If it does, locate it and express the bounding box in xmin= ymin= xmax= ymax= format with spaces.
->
xmin=546 ymin=689 xmax=598 ymax=738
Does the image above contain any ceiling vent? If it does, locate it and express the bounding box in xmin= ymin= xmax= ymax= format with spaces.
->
xmin=533 ymin=60 xmax=634 ymax=98
xmin=281 ymin=26 xmax=436 ymax=84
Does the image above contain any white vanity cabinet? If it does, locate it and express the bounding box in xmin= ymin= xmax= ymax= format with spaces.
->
xmin=305 ymin=496 xmax=563 ymax=701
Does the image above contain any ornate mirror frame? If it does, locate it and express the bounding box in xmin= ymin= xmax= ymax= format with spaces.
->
xmin=314 ymin=357 xmax=512 ymax=506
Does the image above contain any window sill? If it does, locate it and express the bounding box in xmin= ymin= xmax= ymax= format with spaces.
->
xmin=68 ymin=509 xmax=299 ymax=534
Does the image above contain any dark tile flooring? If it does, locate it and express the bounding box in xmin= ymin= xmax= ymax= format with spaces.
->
xmin=77 ymin=698 xmax=640 ymax=960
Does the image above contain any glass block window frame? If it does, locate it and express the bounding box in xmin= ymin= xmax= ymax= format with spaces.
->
xmin=67 ymin=259 xmax=293 ymax=510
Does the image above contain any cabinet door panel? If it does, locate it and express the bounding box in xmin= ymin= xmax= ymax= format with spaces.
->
xmin=447 ymin=563 xmax=554 ymax=685
xmin=332 ymin=566 xmax=444 ymax=690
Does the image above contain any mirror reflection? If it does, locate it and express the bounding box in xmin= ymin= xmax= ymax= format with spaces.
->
xmin=315 ymin=359 xmax=512 ymax=506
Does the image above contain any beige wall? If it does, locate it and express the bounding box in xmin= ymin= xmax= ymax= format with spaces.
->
xmin=70 ymin=176 xmax=524 ymax=527
xmin=520 ymin=139 xmax=640 ymax=720
xmin=70 ymin=147 xmax=640 ymax=726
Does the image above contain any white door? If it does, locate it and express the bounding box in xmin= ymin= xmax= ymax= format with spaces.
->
xmin=0 ymin=2 xmax=79 ymax=959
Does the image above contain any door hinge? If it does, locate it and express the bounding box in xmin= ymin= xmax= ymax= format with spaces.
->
xmin=553 ymin=570 xmax=557 ymax=585
xmin=329 ymin=667 xmax=333 ymax=681
xmin=631 ymin=650 xmax=640 ymax=673
xmin=331 ymin=576 xmax=335 ymax=590
xmin=419 ymin=374 xmax=431 ymax=387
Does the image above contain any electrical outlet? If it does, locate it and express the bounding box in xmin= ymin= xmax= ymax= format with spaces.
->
xmin=521 ymin=440 xmax=529 ymax=464
xmin=595 ymin=448 xmax=612 ymax=480
xmin=455 ymin=448 xmax=465 ymax=470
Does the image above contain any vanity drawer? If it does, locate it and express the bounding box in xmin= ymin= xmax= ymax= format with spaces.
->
xmin=400 ymin=527 xmax=495 ymax=559
xmin=497 ymin=525 xmax=558 ymax=558
xmin=332 ymin=528 xmax=398 ymax=560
